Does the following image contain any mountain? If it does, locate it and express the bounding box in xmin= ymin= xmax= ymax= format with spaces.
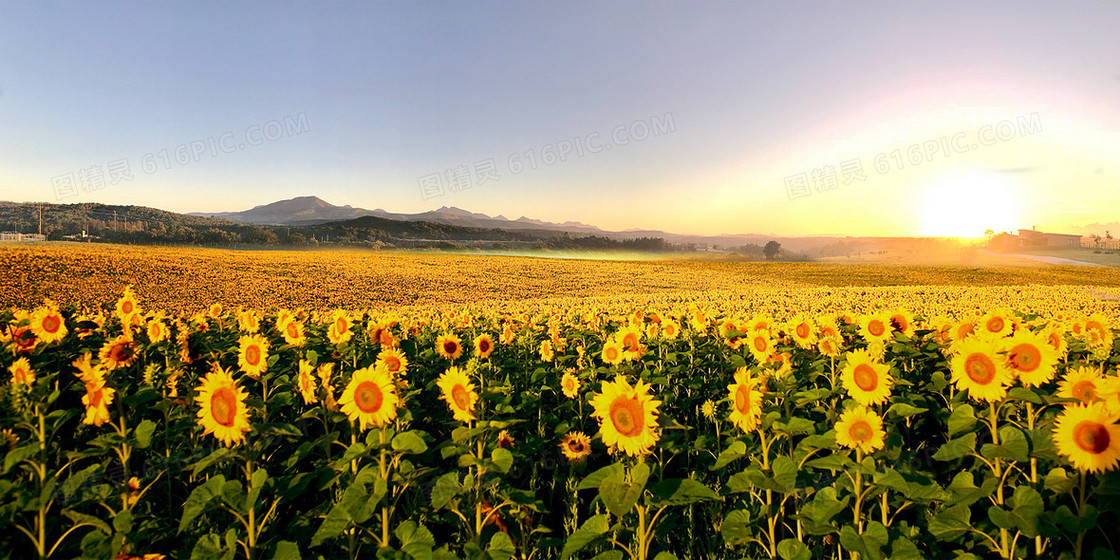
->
xmin=191 ymin=196 xmax=604 ymax=233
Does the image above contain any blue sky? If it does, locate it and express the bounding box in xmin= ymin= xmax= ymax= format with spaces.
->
xmin=2 ymin=1 xmax=1118 ymax=236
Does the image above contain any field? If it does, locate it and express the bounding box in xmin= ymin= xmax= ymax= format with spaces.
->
xmin=2 ymin=243 xmax=1120 ymax=560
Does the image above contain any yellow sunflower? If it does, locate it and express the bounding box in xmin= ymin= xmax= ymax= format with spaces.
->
xmin=280 ymin=318 xmax=306 ymax=347
xmin=237 ymin=309 xmax=260 ymax=333
xmin=8 ymin=357 xmax=35 ymax=386
xmin=540 ymin=340 xmax=555 ymax=362
xmin=327 ymin=310 xmax=354 ymax=346
xmin=194 ymin=366 xmax=251 ymax=447
xmin=835 ymin=405 xmax=886 ymax=454
xmin=81 ymin=380 xmax=115 ymax=427
xmin=1058 ymin=366 xmax=1106 ymax=405
xmin=561 ymin=369 xmax=580 ymax=399
xmin=1041 ymin=323 xmax=1069 ymax=359
xmin=978 ymin=308 xmax=1016 ymax=340
xmin=437 ymin=366 xmax=478 ymax=422
xmin=747 ymin=331 xmax=775 ymax=364
xmin=436 ymin=333 xmax=463 ymax=361
xmin=339 ymin=366 xmax=400 ymax=430
xmin=146 ymin=318 xmax=169 ymax=344
xmin=376 ymin=347 xmax=408 ymax=377
xmin=950 ymin=338 xmax=1013 ymax=402
xmin=1082 ymin=314 xmax=1113 ymax=349
xmin=29 ymin=304 xmax=67 ymax=344
xmin=601 ymin=339 xmax=624 ymax=365
xmin=590 ymin=375 xmax=661 ymax=457
xmin=237 ymin=334 xmax=269 ymax=378
xmin=474 ymin=333 xmax=495 ymax=359
xmin=858 ymin=312 xmax=893 ymax=343
xmin=727 ymin=366 xmax=763 ymax=432
xmin=818 ymin=335 xmax=842 ymax=358
xmin=297 ymin=359 xmax=318 ymax=405
xmin=617 ymin=326 xmax=645 ymax=361
xmin=559 ymin=432 xmax=592 ymax=462
xmin=72 ymin=353 xmax=104 ymax=385
xmin=115 ymin=286 xmax=142 ymax=325
xmin=99 ymin=335 xmax=139 ymax=371
xmin=788 ymin=315 xmax=816 ymax=349
xmin=951 ymin=319 xmax=977 ymax=342
xmin=840 ymin=349 xmax=893 ymax=406
xmin=1001 ymin=330 xmax=1058 ymax=388
xmin=1052 ymin=402 xmax=1120 ymax=473
xmin=888 ymin=308 xmax=915 ymax=338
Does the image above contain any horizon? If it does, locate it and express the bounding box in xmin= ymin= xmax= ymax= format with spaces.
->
xmin=2 ymin=2 xmax=1118 ymax=237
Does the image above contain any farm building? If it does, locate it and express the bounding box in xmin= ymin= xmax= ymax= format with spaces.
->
xmin=1016 ymin=228 xmax=1082 ymax=247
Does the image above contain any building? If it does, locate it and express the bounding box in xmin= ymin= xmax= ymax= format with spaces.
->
xmin=0 ymin=232 xmax=46 ymax=242
xmin=1016 ymin=228 xmax=1082 ymax=248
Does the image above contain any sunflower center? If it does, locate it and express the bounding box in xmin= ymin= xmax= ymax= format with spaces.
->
xmin=479 ymin=339 xmax=491 ymax=353
xmin=42 ymin=314 xmax=61 ymax=334
xmin=210 ymin=387 xmax=237 ymax=427
xmin=868 ymin=321 xmax=885 ymax=337
xmin=245 ymin=345 xmax=261 ymax=366
xmin=1073 ymin=421 xmax=1110 ymax=454
xmin=122 ymin=301 xmax=133 ymax=314
xmin=111 ymin=342 xmax=134 ymax=362
xmin=986 ymin=317 xmax=1004 ymax=333
xmin=609 ymin=395 xmax=645 ymax=437
xmin=605 ymin=347 xmax=619 ymax=361
xmin=451 ymin=384 xmax=472 ymax=410
xmin=965 ymin=353 xmax=996 ymax=385
xmin=385 ymin=357 xmax=400 ymax=371
xmin=568 ymin=440 xmax=584 ymax=453
xmin=1073 ymin=380 xmax=1096 ymax=402
xmin=623 ymin=333 xmax=639 ymax=351
xmin=286 ymin=322 xmax=299 ymax=338
xmin=354 ymin=381 xmax=384 ymax=413
xmin=735 ymin=384 xmax=751 ymax=413
xmin=853 ymin=363 xmax=879 ymax=392
xmin=890 ymin=317 xmax=906 ymax=332
xmin=1008 ymin=343 xmax=1040 ymax=372
xmin=444 ymin=341 xmax=458 ymax=355
xmin=849 ymin=421 xmax=872 ymax=442
xmin=796 ymin=324 xmax=810 ymax=338
xmin=336 ymin=317 xmax=347 ymax=332
xmin=753 ymin=336 xmax=767 ymax=352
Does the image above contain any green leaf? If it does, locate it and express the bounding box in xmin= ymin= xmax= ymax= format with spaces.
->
xmin=191 ymin=448 xmax=230 ymax=476
xmin=600 ymin=474 xmax=644 ymax=517
xmin=1005 ymin=485 xmax=1044 ymax=537
xmin=1044 ymin=467 xmax=1077 ymax=495
xmin=487 ymin=531 xmax=515 ymax=560
xmin=947 ymin=405 xmax=977 ymax=437
xmin=945 ymin=471 xmax=997 ymax=507
xmin=649 ymin=478 xmax=720 ymax=506
xmin=578 ymin=463 xmax=625 ymax=490
xmin=310 ymin=501 xmax=351 ymax=547
xmin=62 ymin=464 xmax=101 ymax=501
xmin=929 ymin=504 xmax=971 ymax=541
xmin=430 ymin=472 xmax=461 ymax=510
xmin=113 ymin=509 xmax=133 ymax=533
xmin=392 ymin=431 xmax=429 ymax=455
xmin=711 ymin=440 xmax=747 ymax=471
xmin=777 ymin=538 xmax=811 ymax=560
xmin=191 ymin=532 xmax=236 ymax=560
xmin=651 ymin=553 xmax=678 ymax=560
xmin=271 ymin=541 xmax=301 ymax=560
xmin=134 ymin=420 xmax=156 ymax=449
xmin=886 ymin=403 xmax=929 ymax=419
xmin=799 ymin=487 xmax=849 ymax=535
xmin=932 ymin=433 xmax=977 ymax=462
xmin=839 ymin=521 xmax=887 ymax=560
xmin=491 ymin=448 xmax=513 ymax=475
xmin=396 ymin=521 xmax=435 ymax=560
xmin=561 ymin=514 xmax=609 ymax=560
xmin=246 ymin=468 xmax=269 ymax=512
xmin=62 ymin=510 xmax=112 ymax=535
xmin=980 ymin=426 xmax=1029 ymax=463
xmin=770 ymin=456 xmax=797 ymax=493
xmin=3 ymin=444 xmax=37 ymax=475
xmin=179 ymin=475 xmax=226 ymax=533
xmin=1007 ymin=387 xmax=1043 ymax=404
xmin=721 ymin=509 xmax=753 ymax=546
xmin=890 ymin=537 xmax=923 ymax=560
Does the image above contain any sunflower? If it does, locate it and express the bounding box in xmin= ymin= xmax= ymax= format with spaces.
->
xmin=950 ymin=338 xmax=1013 ymax=402
xmin=1082 ymin=314 xmax=1113 ymax=349
xmin=1001 ymin=330 xmax=1058 ymax=388
xmin=978 ymin=308 xmax=1016 ymax=340
xmin=339 ymin=366 xmax=400 ymax=430
xmin=99 ymin=335 xmax=139 ymax=371
xmin=81 ymin=379 xmax=115 ymax=427
xmin=747 ymin=331 xmax=775 ymax=364
xmin=1052 ymin=402 xmax=1120 ymax=473
xmin=438 ymin=366 xmax=478 ymax=422
xmin=661 ymin=320 xmax=680 ymax=340
xmin=835 ymin=405 xmax=886 ymax=454
xmin=317 ymin=363 xmax=337 ymax=408
xmin=279 ymin=318 xmax=306 ymax=347
xmin=601 ymin=339 xmax=624 ymax=365
xmin=888 ymin=308 xmax=915 ymax=338
xmin=840 ymin=349 xmax=893 ymax=406
xmin=72 ymin=353 xmax=104 ymax=385
xmin=818 ymin=335 xmax=842 ymax=358
xmin=764 ymin=352 xmax=792 ymax=381
xmin=327 ymin=310 xmax=354 ymax=346
xmin=194 ymin=366 xmax=251 ymax=447
xmin=237 ymin=334 xmax=269 ymax=378
xmin=115 ymin=286 xmax=142 ymax=325
xmin=559 ymin=432 xmax=592 ymax=462
xmin=237 ymin=309 xmax=260 ymax=334
xmin=1058 ymin=366 xmax=1106 ymax=405
xmin=617 ymin=326 xmax=645 ymax=361
xmin=1040 ymin=323 xmax=1069 ymax=359
xmin=540 ymin=340 xmax=555 ymax=362
xmin=474 ymin=334 xmax=495 ymax=359
xmin=788 ymin=315 xmax=816 ymax=349
xmin=297 ymin=360 xmax=318 ymax=404
xmin=436 ymin=333 xmax=463 ymax=361
xmin=561 ymin=369 xmax=580 ymax=399
xmin=496 ymin=430 xmax=515 ymax=448
xmin=376 ymin=347 xmax=408 ymax=377
xmin=727 ymin=366 xmax=763 ymax=432
xmin=29 ymin=304 xmax=67 ymax=344
xmin=207 ymin=303 xmax=223 ymax=320
xmin=8 ymin=357 xmax=35 ymax=386
xmin=146 ymin=318 xmax=170 ymax=344
xmin=590 ymin=375 xmax=661 ymax=457
xmin=858 ymin=312 xmax=892 ymax=343
xmin=951 ymin=319 xmax=977 ymax=342
xmin=500 ymin=323 xmax=515 ymax=345
xmin=747 ymin=313 xmax=774 ymax=335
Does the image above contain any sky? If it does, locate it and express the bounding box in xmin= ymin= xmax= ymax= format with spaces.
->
xmin=1 ymin=1 xmax=1118 ymax=237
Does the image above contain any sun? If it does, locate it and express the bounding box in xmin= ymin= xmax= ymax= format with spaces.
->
xmin=919 ymin=170 xmax=1021 ymax=237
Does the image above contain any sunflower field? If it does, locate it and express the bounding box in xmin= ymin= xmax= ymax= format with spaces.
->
xmin=3 ymin=285 xmax=1120 ymax=560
